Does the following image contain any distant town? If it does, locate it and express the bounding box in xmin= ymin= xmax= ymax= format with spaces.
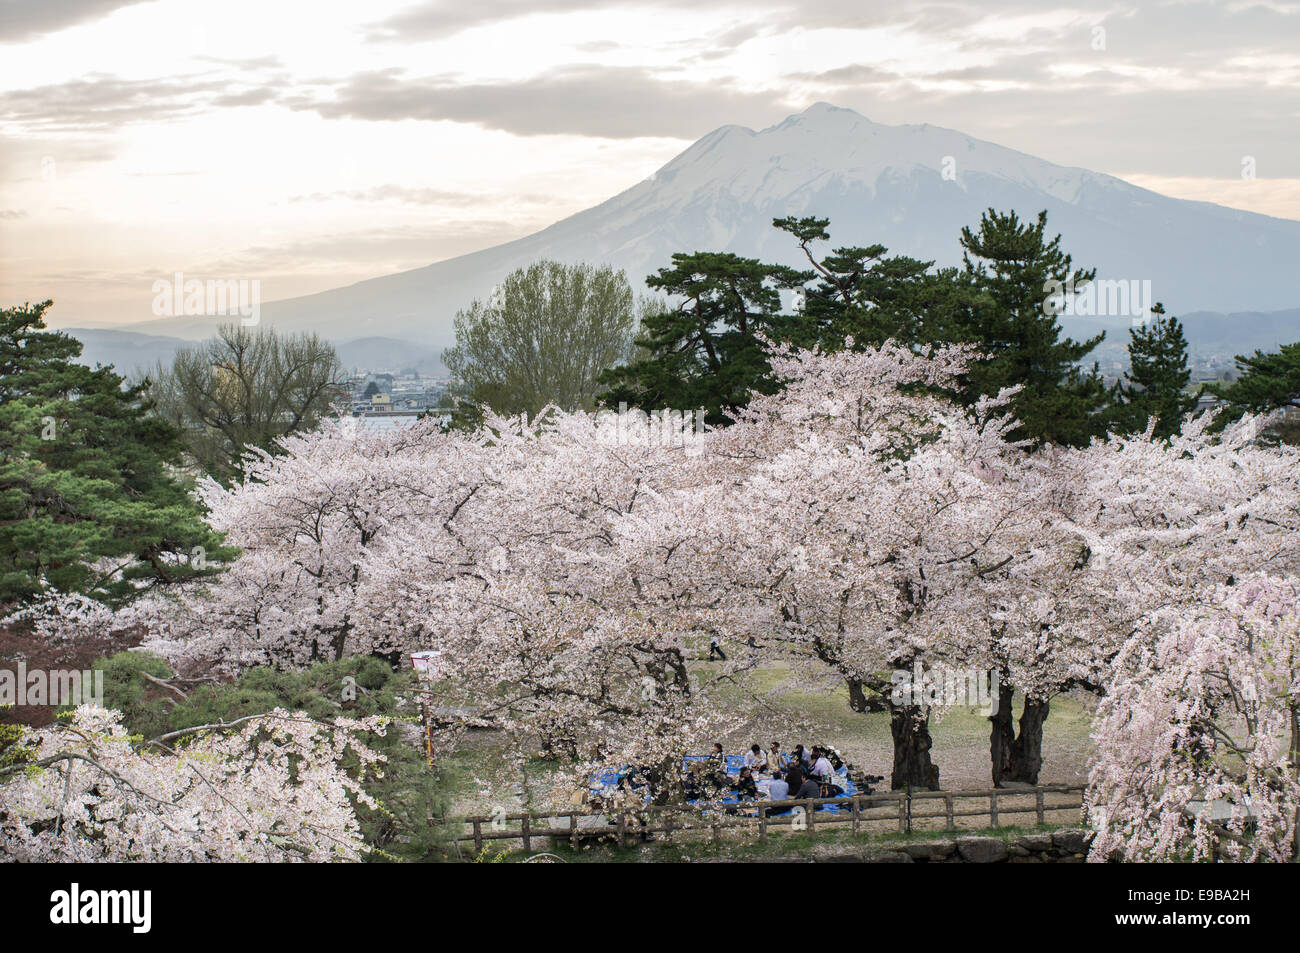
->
xmin=331 ymin=369 xmax=453 ymax=429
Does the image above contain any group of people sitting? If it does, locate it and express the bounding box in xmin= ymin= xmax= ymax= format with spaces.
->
xmin=684 ymin=741 xmax=846 ymax=805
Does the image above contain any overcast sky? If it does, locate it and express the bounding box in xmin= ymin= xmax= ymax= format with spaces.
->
xmin=2 ymin=0 xmax=1298 ymax=326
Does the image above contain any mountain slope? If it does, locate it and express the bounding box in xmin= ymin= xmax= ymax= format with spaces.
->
xmin=64 ymin=328 xmax=193 ymax=377
xmin=125 ymin=102 xmax=1300 ymax=347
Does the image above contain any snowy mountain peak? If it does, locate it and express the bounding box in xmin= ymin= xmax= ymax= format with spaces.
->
xmin=132 ymin=102 xmax=1300 ymax=345
xmin=778 ymin=101 xmax=873 ymax=127
xmin=652 ymin=103 xmax=1096 ymax=209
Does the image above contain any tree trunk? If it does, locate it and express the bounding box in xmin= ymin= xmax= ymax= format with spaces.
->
xmin=1012 ymin=697 xmax=1050 ymax=785
xmin=988 ymin=688 xmax=1052 ymax=786
xmin=988 ymin=682 xmax=1016 ymax=787
xmin=889 ymin=703 xmax=940 ymax=790
xmin=652 ymin=754 xmax=684 ymax=806
xmin=370 ymin=648 xmax=402 ymax=670
xmin=846 ymin=678 xmax=887 ymax=713
xmin=847 ymin=678 xmax=869 ymax=713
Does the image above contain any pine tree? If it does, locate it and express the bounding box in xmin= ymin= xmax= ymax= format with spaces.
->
xmin=596 ymin=252 xmax=805 ymax=425
xmin=1209 ymin=341 xmax=1300 ymax=417
xmin=1110 ymin=303 xmax=1196 ymax=439
xmin=771 ymin=215 xmax=967 ymax=351
xmin=953 ymin=209 xmax=1109 ymax=447
xmin=0 ymin=301 xmax=232 ymax=607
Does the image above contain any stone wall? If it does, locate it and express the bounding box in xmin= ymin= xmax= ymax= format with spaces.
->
xmin=811 ymin=829 xmax=1095 ymax=863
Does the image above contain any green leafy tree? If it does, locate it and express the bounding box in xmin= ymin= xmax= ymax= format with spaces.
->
xmin=1109 ymin=303 xmax=1196 ymax=439
xmin=445 ymin=261 xmax=645 ymax=424
xmin=0 ymin=301 xmax=231 ymax=607
xmin=94 ymin=651 xmax=457 ymax=861
xmin=954 ymin=209 xmax=1108 ymax=447
xmin=597 ymin=251 xmax=805 ymax=425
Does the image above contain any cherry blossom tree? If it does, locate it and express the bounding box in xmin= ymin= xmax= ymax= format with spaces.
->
xmin=136 ymin=399 xmax=738 ymax=787
xmin=971 ymin=409 xmax=1300 ymax=787
xmin=111 ymin=331 xmax=1300 ymax=841
xmin=357 ymin=406 xmax=736 ymax=789
xmin=2 ymin=590 xmax=137 ymax=644
xmin=0 ymin=705 xmax=384 ymax=862
xmin=618 ymin=339 xmax=1038 ymax=789
xmin=1087 ymin=575 xmax=1300 ymax=862
xmin=959 ymin=450 xmax=1136 ymax=787
xmin=1075 ymin=412 xmax=1300 ymax=859
xmin=139 ymin=417 xmax=501 ymax=672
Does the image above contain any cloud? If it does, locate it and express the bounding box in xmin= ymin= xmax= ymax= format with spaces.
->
xmin=193 ymin=221 xmax=541 ymax=277
xmin=287 ymin=64 xmax=790 ymax=138
xmin=0 ymin=70 xmax=281 ymax=132
xmin=787 ymin=63 xmax=898 ymax=86
xmin=0 ymin=134 xmax=118 ymax=185
xmin=364 ymin=0 xmax=704 ymax=42
xmin=286 ymin=184 xmax=571 ymax=207
xmin=0 ymin=0 xmax=157 ymax=43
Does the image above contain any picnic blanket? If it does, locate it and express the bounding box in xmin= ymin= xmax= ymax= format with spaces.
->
xmin=682 ymin=755 xmax=858 ymax=813
xmin=589 ymin=755 xmax=858 ymax=814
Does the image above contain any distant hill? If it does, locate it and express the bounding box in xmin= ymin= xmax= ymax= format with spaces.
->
xmin=64 ymin=328 xmax=445 ymax=377
xmin=1177 ymin=308 xmax=1300 ymax=356
xmin=1060 ymin=308 xmax=1300 ymax=366
xmin=64 ymin=328 xmax=193 ymax=378
xmin=67 ymin=305 xmax=1294 ymax=385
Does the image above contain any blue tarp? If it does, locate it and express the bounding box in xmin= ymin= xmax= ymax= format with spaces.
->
xmin=590 ymin=754 xmax=859 ymax=814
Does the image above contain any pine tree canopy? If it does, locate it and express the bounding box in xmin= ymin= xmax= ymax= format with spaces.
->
xmin=0 ymin=301 xmax=233 ymax=607
xmin=1210 ymin=341 xmax=1300 ymax=419
xmin=594 ymin=210 xmax=1114 ymax=447
xmin=953 ymin=208 xmax=1108 ymax=447
xmin=1110 ymin=302 xmax=1196 ymax=439
xmin=596 ymin=251 xmax=807 ymax=425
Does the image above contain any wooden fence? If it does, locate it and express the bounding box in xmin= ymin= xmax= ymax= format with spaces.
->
xmin=448 ymin=784 xmax=1086 ymax=853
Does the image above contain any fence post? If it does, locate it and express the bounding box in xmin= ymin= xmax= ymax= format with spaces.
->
xmin=664 ymin=810 xmax=674 ymax=845
xmin=759 ymin=806 xmax=768 ymax=843
xmin=806 ymin=799 xmax=816 ymax=831
xmin=989 ymin=791 xmax=999 ymax=828
xmin=521 ymin=813 xmax=531 ymax=852
xmin=1036 ymin=788 xmax=1045 ymax=826
xmin=897 ymin=795 xmax=906 ymax=834
xmin=851 ymin=796 xmax=861 ymax=834
xmin=569 ymin=813 xmax=578 ymax=849
xmin=945 ymin=794 xmax=955 ymax=832
xmin=617 ymin=810 xmax=627 ymax=848
xmin=472 ymin=819 xmax=483 ymax=853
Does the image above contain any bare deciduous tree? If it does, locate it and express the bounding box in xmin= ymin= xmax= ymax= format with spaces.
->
xmin=150 ymin=324 xmax=341 ymax=482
